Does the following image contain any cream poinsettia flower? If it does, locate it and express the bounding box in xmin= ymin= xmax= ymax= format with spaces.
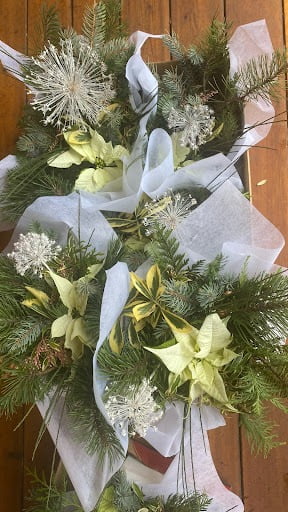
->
xmin=48 ymin=129 xmax=129 ymax=193
xmin=49 ymin=264 xmax=102 ymax=360
xmin=145 ymin=313 xmax=239 ymax=404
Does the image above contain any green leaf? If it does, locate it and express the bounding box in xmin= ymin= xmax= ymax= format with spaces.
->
xmin=146 ymin=264 xmax=163 ymax=298
xmin=162 ymin=309 xmax=192 ymax=333
xmin=97 ymin=486 xmax=118 ymax=512
xmin=130 ymin=273 xmax=151 ymax=300
xmin=109 ymin=319 xmax=124 ymax=354
xmin=49 ymin=271 xmax=74 ymax=309
xmin=133 ymin=301 xmax=156 ymax=321
xmin=25 ymin=286 xmax=50 ymax=307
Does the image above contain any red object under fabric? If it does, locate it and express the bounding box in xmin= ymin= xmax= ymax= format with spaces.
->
xmin=129 ymin=438 xmax=175 ymax=474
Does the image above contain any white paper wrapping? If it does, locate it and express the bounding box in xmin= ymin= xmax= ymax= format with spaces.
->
xmin=175 ymin=180 xmax=284 ymax=275
xmin=0 ymin=40 xmax=27 ymax=79
xmin=0 ymin=154 xmax=17 ymax=230
xmin=124 ymin=404 xmax=244 ymax=512
xmin=4 ymin=192 xmax=116 ymax=254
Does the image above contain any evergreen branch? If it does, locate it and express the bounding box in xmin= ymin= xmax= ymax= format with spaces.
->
xmin=97 ymin=342 xmax=148 ymax=395
xmin=3 ymin=318 xmax=44 ymax=355
xmin=240 ymin=412 xmax=284 ymax=457
xmin=82 ymin=1 xmax=107 ymax=48
xmin=145 ymin=226 xmax=188 ymax=278
xmin=163 ymin=31 xmax=186 ymax=60
xmin=24 ymin=469 xmax=83 ymax=512
xmin=235 ymin=50 xmax=287 ymax=102
xmin=0 ymin=365 xmax=50 ymax=416
xmin=29 ymin=2 xmax=62 ymax=55
xmin=0 ymin=153 xmax=75 ymax=223
xmin=66 ymin=351 xmax=123 ymax=462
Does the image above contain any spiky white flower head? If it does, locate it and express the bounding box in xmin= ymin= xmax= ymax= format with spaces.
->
xmin=143 ymin=192 xmax=197 ymax=234
xmin=26 ymin=38 xmax=114 ymax=130
xmin=168 ymin=96 xmax=215 ymax=150
xmin=105 ymin=379 xmax=163 ymax=437
xmin=8 ymin=232 xmax=61 ymax=276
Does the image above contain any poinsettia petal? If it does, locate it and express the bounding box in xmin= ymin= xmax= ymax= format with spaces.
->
xmin=145 ymin=341 xmax=194 ymax=374
xmin=51 ymin=314 xmax=69 ymax=338
xmin=48 ymin=148 xmax=83 ymax=168
xmin=49 ymin=270 xmax=74 ymax=309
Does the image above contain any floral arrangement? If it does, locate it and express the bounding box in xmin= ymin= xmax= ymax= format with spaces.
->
xmin=0 ymin=2 xmax=288 ymax=512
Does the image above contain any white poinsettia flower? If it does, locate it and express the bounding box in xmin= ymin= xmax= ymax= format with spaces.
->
xmin=146 ymin=313 xmax=239 ymax=404
xmin=48 ymin=129 xmax=128 ymax=193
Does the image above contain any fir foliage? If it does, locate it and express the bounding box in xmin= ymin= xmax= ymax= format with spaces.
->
xmin=29 ymin=2 xmax=62 ymax=55
xmin=234 ymin=50 xmax=287 ymax=102
xmin=0 ymin=154 xmax=75 ymax=223
xmin=145 ymin=225 xmax=188 ymax=279
xmin=82 ymin=0 xmax=126 ymax=48
xmin=66 ymin=350 xmax=123 ymax=461
xmin=24 ymin=470 xmax=83 ymax=512
xmin=97 ymin=341 xmax=149 ymax=396
xmin=16 ymin=105 xmax=57 ymax=156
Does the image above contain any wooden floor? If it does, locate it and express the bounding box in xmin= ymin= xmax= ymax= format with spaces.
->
xmin=0 ymin=1 xmax=287 ymax=510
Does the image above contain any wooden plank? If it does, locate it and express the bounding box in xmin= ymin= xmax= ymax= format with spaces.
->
xmin=122 ymin=0 xmax=170 ymax=62
xmin=27 ymin=0 xmax=72 ymax=54
xmin=73 ymin=0 xmax=94 ymax=33
xmin=226 ymin=1 xmax=288 ymax=510
xmin=208 ymin=415 xmax=242 ymax=498
xmin=171 ymin=0 xmax=242 ymax=499
xmin=0 ymin=410 xmax=24 ymax=512
xmin=170 ymin=0 xmax=224 ymax=45
xmin=0 ymin=0 xmax=26 ymax=159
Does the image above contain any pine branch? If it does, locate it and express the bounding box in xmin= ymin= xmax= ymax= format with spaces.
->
xmin=66 ymin=351 xmax=123 ymax=462
xmin=82 ymin=1 xmax=107 ymax=48
xmin=97 ymin=341 xmax=148 ymax=395
xmin=0 ymin=154 xmax=75 ymax=223
xmin=163 ymin=31 xmax=186 ymax=61
xmin=29 ymin=2 xmax=62 ymax=55
xmin=235 ymin=50 xmax=287 ymax=102
xmin=3 ymin=318 xmax=44 ymax=355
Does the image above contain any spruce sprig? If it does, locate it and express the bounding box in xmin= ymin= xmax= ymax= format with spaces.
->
xmin=66 ymin=350 xmax=123 ymax=461
xmin=145 ymin=225 xmax=188 ymax=278
xmin=29 ymin=2 xmax=62 ymax=55
xmin=235 ymin=50 xmax=287 ymax=102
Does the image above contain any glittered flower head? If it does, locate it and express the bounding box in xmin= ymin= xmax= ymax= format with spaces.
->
xmin=26 ymin=38 xmax=115 ymax=130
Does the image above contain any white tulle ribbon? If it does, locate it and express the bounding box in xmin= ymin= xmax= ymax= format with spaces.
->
xmin=0 ymin=155 xmax=17 ymax=230
xmin=174 ymin=180 xmax=284 ymax=275
xmin=227 ymin=19 xmax=275 ymax=163
xmin=4 ymin=192 xmax=116 ymax=254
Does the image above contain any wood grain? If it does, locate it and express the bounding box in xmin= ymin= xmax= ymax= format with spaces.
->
xmin=122 ymin=0 xmax=170 ymax=61
xmin=170 ymin=0 xmax=224 ymax=45
xmin=0 ymin=0 xmax=26 ymax=159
